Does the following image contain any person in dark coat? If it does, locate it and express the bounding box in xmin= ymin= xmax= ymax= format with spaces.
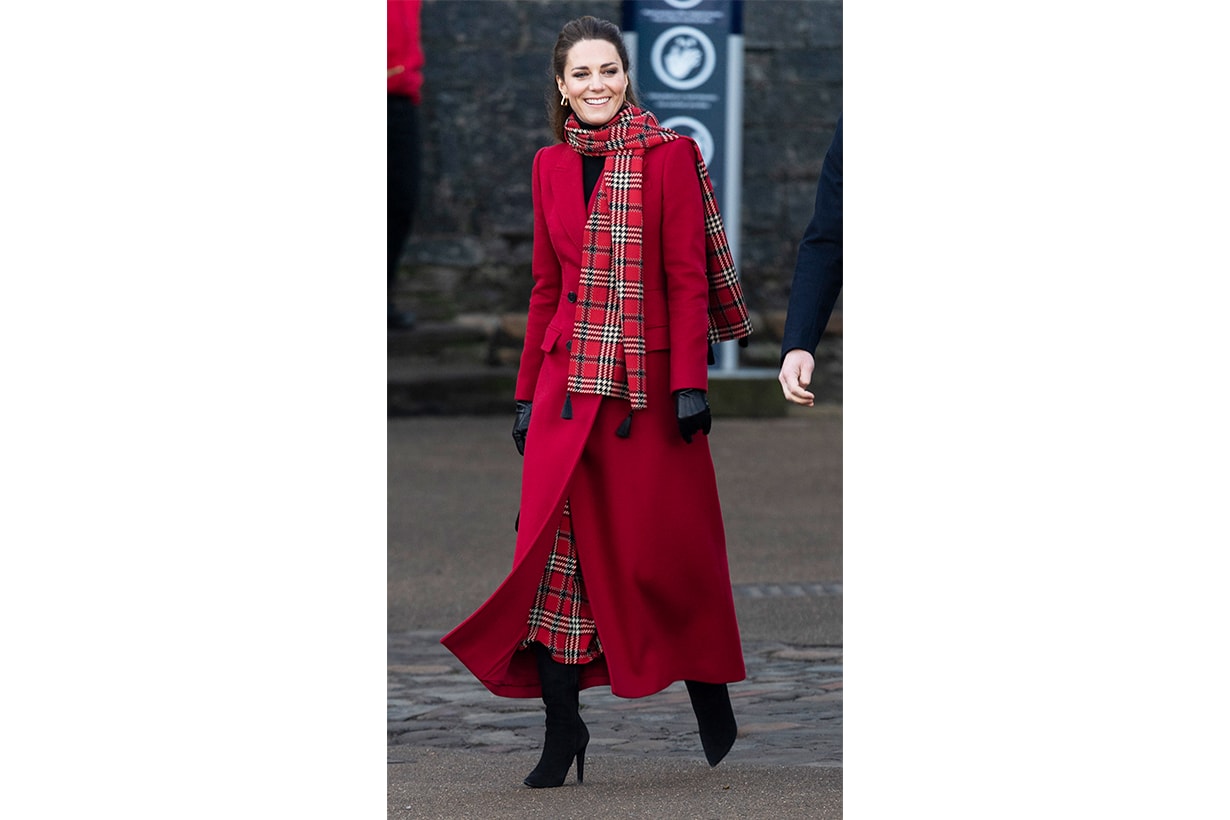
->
xmin=441 ymin=15 xmax=753 ymax=789
xmin=779 ymin=116 xmax=843 ymax=405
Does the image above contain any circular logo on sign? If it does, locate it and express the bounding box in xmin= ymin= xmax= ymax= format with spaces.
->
xmin=650 ymin=26 xmax=716 ymax=90
xmin=663 ymin=117 xmax=715 ymax=166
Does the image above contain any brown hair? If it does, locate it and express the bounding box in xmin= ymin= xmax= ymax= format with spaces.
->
xmin=547 ymin=16 xmax=640 ymax=143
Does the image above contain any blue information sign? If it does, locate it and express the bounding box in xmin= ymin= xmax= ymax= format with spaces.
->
xmin=622 ymin=0 xmax=745 ymax=370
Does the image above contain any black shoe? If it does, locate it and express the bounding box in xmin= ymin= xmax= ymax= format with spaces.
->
xmin=686 ymin=680 xmax=737 ymax=766
xmin=523 ymin=643 xmax=589 ymax=788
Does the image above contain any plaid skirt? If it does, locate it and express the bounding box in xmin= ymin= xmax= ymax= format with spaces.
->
xmin=522 ymin=499 xmax=603 ymax=664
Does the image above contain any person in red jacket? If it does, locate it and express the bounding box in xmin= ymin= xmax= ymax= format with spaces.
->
xmin=387 ymin=0 xmax=424 ymax=329
xmin=441 ymin=15 xmax=753 ymax=789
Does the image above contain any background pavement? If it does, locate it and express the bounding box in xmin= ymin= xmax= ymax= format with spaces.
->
xmin=388 ymin=406 xmax=842 ymax=818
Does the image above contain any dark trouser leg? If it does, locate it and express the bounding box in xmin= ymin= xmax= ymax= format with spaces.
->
xmin=387 ymin=94 xmax=419 ymax=326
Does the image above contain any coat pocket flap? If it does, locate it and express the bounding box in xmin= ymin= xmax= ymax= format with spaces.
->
xmin=540 ymin=326 xmax=562 ymax=353
xmin=644 ymin=324 xmax=669 ymax=352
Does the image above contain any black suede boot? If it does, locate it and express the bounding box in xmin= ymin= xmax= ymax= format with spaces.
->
xmin=523 ymin=643 xmax=589 ymax=788
xmin=685 ymin=680 xmax=737 ymax=766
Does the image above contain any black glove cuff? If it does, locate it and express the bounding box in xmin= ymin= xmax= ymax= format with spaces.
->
xmin=674 ymin=389 xmax=709 ymax=419
xmin=512 ymin=401 xmax=533 ymax=455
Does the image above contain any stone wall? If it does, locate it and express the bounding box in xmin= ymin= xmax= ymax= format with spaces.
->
xmin=397 ymin=0 xmax=842 ymax=322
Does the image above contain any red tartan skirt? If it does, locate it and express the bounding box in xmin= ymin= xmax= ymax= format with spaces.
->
xmin=522 ymin=499 xmax=603 ymax=663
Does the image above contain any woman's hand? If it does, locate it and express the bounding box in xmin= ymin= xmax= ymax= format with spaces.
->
xmin=674 ymin=389 xmax=712 ymax=443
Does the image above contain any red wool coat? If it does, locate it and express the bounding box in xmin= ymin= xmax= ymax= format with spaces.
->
xmin=440 ymin=138 xmax=746 ymax=699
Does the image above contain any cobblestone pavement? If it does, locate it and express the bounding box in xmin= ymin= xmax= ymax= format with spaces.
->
xmin=388 ymin=630 xmax=842 ymax=768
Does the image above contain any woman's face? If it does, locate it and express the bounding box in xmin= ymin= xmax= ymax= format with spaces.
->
xmin=557 ymin=39 xmax=628 ymax=127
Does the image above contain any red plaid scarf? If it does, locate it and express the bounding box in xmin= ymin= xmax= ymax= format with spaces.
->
xmin=563 ymin=106 xmax=752 ymax=411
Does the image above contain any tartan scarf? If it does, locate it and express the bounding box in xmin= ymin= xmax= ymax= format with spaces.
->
xmin=563 ymin=105 xmax=752 ymax=411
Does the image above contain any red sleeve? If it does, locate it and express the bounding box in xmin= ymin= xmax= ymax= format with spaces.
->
xmin=660 ymin=139 xmax=711 ymax=393
xmin=515 ymin=148 xmax=563 ymax=401
xmin=388 ymin=0 xmax=424 ymax=101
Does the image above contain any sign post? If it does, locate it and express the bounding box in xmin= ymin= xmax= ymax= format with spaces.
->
xmin=622 ymin=0 xmax=745 ymax=372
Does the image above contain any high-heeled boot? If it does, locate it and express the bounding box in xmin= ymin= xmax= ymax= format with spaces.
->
xmin=523 ymin=643 xmax=589 ymax=788
xmin=685 ymin=680 xmax=737 ymax=766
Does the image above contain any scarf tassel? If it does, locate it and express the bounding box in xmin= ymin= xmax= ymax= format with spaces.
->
xmin=615 ymin=411 xmax=633 ymax=438
xmin=561 ymin=393 xmax=573 ymax=420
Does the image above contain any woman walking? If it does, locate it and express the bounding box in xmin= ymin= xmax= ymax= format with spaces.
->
xmin=441 ymin=15 xmax=752 ymax=788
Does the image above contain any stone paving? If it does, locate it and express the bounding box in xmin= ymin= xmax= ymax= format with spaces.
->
xmin=388 ymin=412 xmax=842 ymax=814
xmin=388 ymin=630 xmax=842 ymax=768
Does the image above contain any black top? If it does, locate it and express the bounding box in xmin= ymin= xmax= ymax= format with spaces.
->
xmin=583 ymin=154 xmax=604 ymax=208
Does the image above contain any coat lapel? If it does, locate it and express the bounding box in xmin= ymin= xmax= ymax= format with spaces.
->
xmin=551 ymin=149 xmax=586 ymax=251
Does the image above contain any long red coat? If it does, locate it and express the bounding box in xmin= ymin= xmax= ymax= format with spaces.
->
xmin=440 ymin=138 xmax=746 ymax=699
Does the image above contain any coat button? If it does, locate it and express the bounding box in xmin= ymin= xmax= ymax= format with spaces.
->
xmin=567 ymin=291 xmax=577 ymax=303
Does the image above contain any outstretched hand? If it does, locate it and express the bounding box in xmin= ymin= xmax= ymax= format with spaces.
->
xmin=778 ymin=349 xmax=816 ymax=407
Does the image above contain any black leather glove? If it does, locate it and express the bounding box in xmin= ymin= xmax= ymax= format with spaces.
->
xmin=675 ymin=389 xmax=712 ymax=444
xmin=512 ymin=400 xmax=532 ymax=455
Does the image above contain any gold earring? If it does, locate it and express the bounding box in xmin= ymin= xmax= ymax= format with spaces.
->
xmin=560 ymin=93 xmax=568 ymax=106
